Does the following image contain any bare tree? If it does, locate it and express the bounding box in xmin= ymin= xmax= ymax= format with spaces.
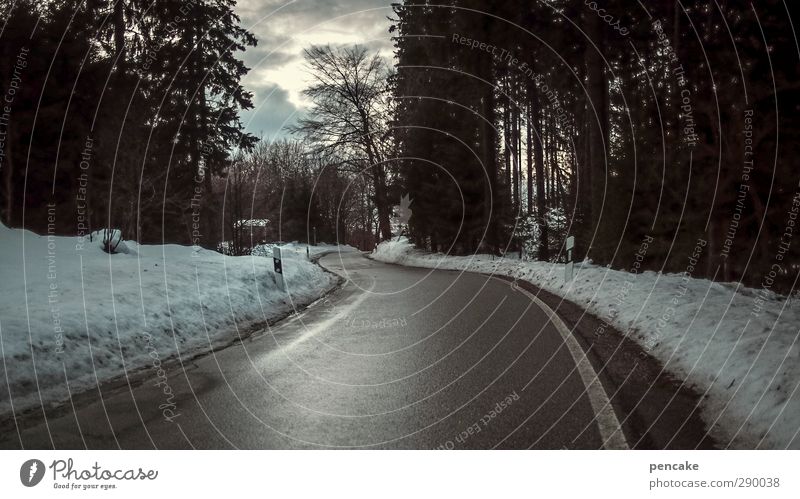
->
xmin=290 ymin=45 xmax=393 ymax=241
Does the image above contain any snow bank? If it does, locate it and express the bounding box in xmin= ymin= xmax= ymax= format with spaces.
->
xmin=251 ymin=241 xmax=359 ymax=259
xmin=0 ymin=224 xmax=340 ymax=416
xmin=373 ymin=238 xmax=800 ymax=449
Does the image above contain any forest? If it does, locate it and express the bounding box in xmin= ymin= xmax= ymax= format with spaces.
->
xmin=391 ymin=0 xmax=800 ymax=293
xmin=1 ymin=0 xmax=799 ymax=292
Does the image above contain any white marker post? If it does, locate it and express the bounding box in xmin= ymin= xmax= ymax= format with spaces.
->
xmin=565 ymin=236 xmax=575 ymax=283
xmin=273 ymin=246 xmax=285 ymax=291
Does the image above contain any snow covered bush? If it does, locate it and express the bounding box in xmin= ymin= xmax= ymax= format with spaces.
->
xmin=90 ymin=228 xmax=128 ymax=254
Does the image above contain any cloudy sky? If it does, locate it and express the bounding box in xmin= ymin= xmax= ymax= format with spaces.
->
xmin=234 ymin=0 xmax=395 ymax=139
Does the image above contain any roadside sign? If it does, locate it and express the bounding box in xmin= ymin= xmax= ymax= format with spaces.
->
xmin=565 ymin=236 xmax=575 ymax=283
xmin=273 ymin=247 xmax=285 ymax=290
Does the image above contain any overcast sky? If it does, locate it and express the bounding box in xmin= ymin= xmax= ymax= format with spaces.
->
xmin=234 ymin=0 xmax=395 ymax=139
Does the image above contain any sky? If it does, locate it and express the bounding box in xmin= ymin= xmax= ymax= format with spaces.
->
xmin=234 ymin=0 xmax=395 ymax=139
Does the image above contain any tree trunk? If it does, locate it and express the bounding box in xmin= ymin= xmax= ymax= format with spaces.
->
xmin=3 ymin=124 xmax=13 ymax=225
xmin=549 ymin=112 xmax=557 ymax=206
xmin=512 ymin=85 xmax=520 ymax=212
xmin=526 ymin=98 xmax=533 ymax=216
xmin=529 ymin=77 xmax=549 ymax=261
xmin=372 ymin=167 xmax=392 ymax=241
xmin=586 ymin=11 xmax=608 ymax=256
xmin=363 ymin=138 xmax=391 ymax=241
xmin=503 ymin=79 xmax=512 ymax=216
xmin=482 ymin=70 xmax=499 ymax=252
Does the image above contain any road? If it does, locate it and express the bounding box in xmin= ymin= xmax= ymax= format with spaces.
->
xmin=2 ymin=251 xmax=629 ymax=449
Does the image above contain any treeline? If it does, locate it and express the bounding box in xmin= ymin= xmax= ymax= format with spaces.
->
xmin=0 ymin=0 xmax=255 ymax=246
xmin=4 ymin=0 xmax=800 ymax=292
xmin=391 ymin=0 xmax=800 ymax=291
xmin=221 ymin=138 xmax=377 ymax=254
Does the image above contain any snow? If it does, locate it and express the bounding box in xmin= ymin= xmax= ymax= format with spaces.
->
xmin=234 ymin=218 xmax=269 ymax=228
xmin=0 ymin=223 xmax=344 ymax=417
xmin=251 ymin=241 xmax=359 ymax=259
xmin=372 ymin=237 xmax=800 ymax=449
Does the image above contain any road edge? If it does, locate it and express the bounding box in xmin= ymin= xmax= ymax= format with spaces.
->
xmin=491 ymin=276 xmax=629 ymax=450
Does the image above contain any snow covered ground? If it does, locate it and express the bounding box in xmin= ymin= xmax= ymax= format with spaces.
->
xmin=373 ymin=238 xmax=800 ymax=449
xmin=0 ymin=223 xmax=348 ymax=417
xmin=251 ymin=241 xmax=359 ymax=259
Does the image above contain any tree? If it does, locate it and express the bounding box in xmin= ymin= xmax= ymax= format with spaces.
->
xmin=528 ymin=74 xmax=549 ymax=261
xmin=291 ymin=45 xmax=394 ymax=241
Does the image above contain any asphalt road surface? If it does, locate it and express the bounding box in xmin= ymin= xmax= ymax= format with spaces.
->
xmin=2 ymin=251 xmax=629 ymax=449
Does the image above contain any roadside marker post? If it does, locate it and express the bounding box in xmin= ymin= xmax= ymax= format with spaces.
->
xmin=273 ymin=247 xmax=285 ymax=291
xmin=565 ymin=236 xmax=575 ymax=283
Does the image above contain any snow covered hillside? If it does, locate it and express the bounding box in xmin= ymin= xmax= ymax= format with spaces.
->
xmin=373 ymin=238 xmax=800 ymax=449
xmin=0 ymin=224 xmax=343 ymax=416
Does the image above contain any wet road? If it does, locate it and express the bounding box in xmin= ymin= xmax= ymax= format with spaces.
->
xmin=2 ymin=252 xmax=627 ymax=449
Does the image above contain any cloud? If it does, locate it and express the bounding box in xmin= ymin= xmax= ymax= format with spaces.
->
xmin=235 ymin=0 xmax=395 ymax=137
xmin=239 ymin=83 xmax=300 ymax=140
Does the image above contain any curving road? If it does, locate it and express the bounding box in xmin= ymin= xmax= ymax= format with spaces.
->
xmin=2 ymin=251 xmax=628 ymax=449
